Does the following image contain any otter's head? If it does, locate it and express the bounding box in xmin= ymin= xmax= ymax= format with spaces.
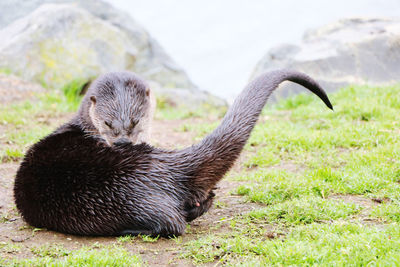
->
xmin=86 ymin=72 xmax=155 ymax=146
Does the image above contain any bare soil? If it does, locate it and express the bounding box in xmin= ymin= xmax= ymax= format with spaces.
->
xmin=0 ymin=73 xmax=44 ymax=104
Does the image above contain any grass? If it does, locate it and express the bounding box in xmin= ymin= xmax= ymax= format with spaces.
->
xmin=1 ymin=82 xmax=399 ymax=266
xmin=0 ymin=242 xmax=23 ymax=254
xmin=182 ymin=223 xmax=400 ymax=265
xmin=117 ymin=235 xmax=136 ymax=243
xmin=371 ymin=203 xmax=400 ymax=222
xmin=235 ymin=169 xmax=317 ymax=204
xmin=7 ymin=245 xmax=142 ymax=267
xmin=232 ymin=85 xmax=400 ymax=201
xmin=0 ymin=91 xmax=76 ymax=162
xmin=246 ymin=196 xmax=361 ymax=225
xmin=30 ymin=244 xmax=70 ymax=258
xmin=179 ymin=84 xmax=400 ymax=265
xmin=140 ymin=234 xmax=160 ymax=243
xmin=61 ymin=78 xmax=90 ymax=110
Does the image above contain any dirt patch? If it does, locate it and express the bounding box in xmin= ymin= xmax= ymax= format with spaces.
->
xmin=150 ymin=118 xmax=202 ymax=148
xmin=329 ymin=194 xmax=379 ymax=209
xmin=0 ymin=74 xmax=45 ymax=104
xmin=0 ymin=163 xmax=17 ymax=210
xmin=328 ymin=194 xmax=385 ymax=225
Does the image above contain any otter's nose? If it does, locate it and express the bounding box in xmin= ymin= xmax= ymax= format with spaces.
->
xmin=114 ymin=138 xmax=131 ymax=146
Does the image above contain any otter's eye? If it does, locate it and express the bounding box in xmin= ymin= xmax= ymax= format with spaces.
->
xmin=104 ymin=121 xmax=113 ymax=129
xmin=113 ymin=130 xmax=120 ymax=137
xmin=129 ymin=120 xmax=138 ymax=129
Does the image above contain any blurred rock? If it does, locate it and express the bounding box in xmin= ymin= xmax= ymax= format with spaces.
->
xmin=251 ymin=18 xmax=400 ymax=101
xmin=0 ymin=1 xmax=226 ymax=108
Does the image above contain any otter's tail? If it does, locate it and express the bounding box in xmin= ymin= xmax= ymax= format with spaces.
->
xmin=180 ymin=69 xmax=332 ymax=191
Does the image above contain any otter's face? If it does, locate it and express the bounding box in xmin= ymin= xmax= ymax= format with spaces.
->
xmin=88 ymin=75 xmax=154 ymax=146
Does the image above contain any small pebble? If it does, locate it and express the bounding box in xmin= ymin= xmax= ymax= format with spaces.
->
xmin=11 ymin=236 xmax=29 ymax=242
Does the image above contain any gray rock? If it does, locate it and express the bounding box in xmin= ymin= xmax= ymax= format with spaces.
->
xmin=251 ymin=18 xmax=400 ymax=101
xmin=0 ymin=1 xmax=226 ymax=107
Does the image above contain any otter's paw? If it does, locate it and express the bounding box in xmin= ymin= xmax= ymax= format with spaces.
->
xmin=185 ymin=191 xmax=215 ymax=222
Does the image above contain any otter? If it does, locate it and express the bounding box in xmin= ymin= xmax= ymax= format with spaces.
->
xmin=14 ymin=70 xmax=332 ymax=237
xmin=68 ymin=72 xmax=156 ymax=146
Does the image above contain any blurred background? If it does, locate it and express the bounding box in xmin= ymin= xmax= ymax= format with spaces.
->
xmin=108 ymin=0 xmax=400 ymax=101
xmin=0 ymin=0 xmax=399 ymax=106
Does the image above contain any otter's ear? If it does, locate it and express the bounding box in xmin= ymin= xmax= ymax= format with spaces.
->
xmin=145 ymin=88 xmax=150 ymax=97
xmin=90 ymin=96 xmax=96 ymax=104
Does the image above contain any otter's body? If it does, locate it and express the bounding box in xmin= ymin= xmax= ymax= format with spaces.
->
xmin=15 ymin=124 xmax=190 ymax=236
xmin=14 ymin=70 xmax=332 ymax=237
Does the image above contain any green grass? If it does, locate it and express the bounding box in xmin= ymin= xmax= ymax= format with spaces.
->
xmin=0 ymin=68 xmax=12 ymax=75
xmin=30 ymin=244 xmax=70 ymax=258
xmin=179 ymin=84 xmax=400 ymax=265
xmin=61 ymin=78 xmax=89 ymax=110
xmin=371 ymin=203 xmax=400 ymax=222
xmin=3 ymin=148 xmax=24 ymax=161
xmin=6 ymin=245 xmax=142 ymax=267
xmin=140 ymin=234 xmax=160 ymax=243
xmin=117 ymin=235 xmax=136 ymax=243
xmin=0 ymin=242 xmax=23 ymax=254
xmin=235 ymin=169 xmax=317 ymax=204
xmin=232 ymin=84 xmax=400 ymax=200
xmin=0 ymin=91 xmax=76 ymax=161
xmin=182 ymin=223 xmax=400 ymax=265
xmin=246 ymin=196 xmax=361 ymax=225
xmin=0 ymin=78 xmax=91 ymax=161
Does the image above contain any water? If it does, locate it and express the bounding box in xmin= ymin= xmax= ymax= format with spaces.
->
xmin=106 ymin=0 xmax=400 ymax=101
